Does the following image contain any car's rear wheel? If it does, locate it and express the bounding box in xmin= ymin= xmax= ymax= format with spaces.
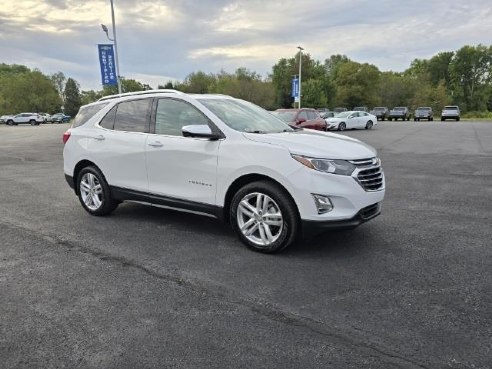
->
xmin=230 ymin=181 xmax=299 ymax=253
xmin=77 ymin=166 xmax=119 ymax=216
xmin=30 ymin=120 xmax=36 ymax=125
xmin=338 ymin=122 xmax=346 ymax=131
xmin=365 ymin=121 xmax=373 ymax=129
xmin=456 ymin=117 xmax=460 ymax=121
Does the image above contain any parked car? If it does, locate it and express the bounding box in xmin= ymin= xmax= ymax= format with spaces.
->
xmin=0 ymin=114 xmax=14 ymax=124
xmin=325 ymin=111 xmax=378 ymax=131
xmin=371 ymin=107 xmax=389 ymax=121
xmin=441 ymin=106 xmax=460 ymax=121
xmin=51 ymin=113 xmax=71 ymax=123
xmin=334 ymin=107 xmax=348 ymax=113
xmin=4 ymin=113 xmax=44 ymax=125
xmin=414 ymin=107 xmax=433 ymax=121
xmin=353 ymin=106 xmax=369 ymax=112
xmin=63 ymin=90 xmax=385 ymax=253
xmin=319 ymin=111 xmax=335 ymax=119
xmin=271 ymin=108 xmax=327 ymax=131
xmin=38 ymin=113 xmax=52 ymax=123
xmin=388 ymin=107 xmax=410 ymax=121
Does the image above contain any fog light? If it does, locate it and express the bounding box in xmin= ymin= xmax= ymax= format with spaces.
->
xmin=312 ymin=194 xmax=333 ymax=214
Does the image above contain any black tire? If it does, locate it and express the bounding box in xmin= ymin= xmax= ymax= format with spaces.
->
xmin=76 ymin=166 xmax=119 ymax=216
xmin=381 ymin=117 xmax=385 ymax=121
xmin=430 ymin=117 xmax=433 ymax=121
xmin=407 ymin=116 xmax=410 ymax=121
xmin=414 ymin=118 xmax=417 ymax=121
xmin=388 ymin=118 xmax=392 ymax=121
xmin=6 ymin=120 xmax=13 ymax=126
xmin=30 ymin=120 xmax=36 ymax=125
xmin=365 ymin=120 xmax=373 ymax=130
xmin=441 ymin=118 xmax=445 ymax=121
xmin=456 ymin=117 xmax=460 ymax=121
xmin=230 ymin=181 xmax=300 ymax=253
xmin=338 ymin=122 xmax=346 ymax=131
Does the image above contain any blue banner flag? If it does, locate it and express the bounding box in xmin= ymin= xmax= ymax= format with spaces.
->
xmin=291 ymin=77 xmax=299 ymax=98
xmin=98 ymin=44 xmax=117 ymax=86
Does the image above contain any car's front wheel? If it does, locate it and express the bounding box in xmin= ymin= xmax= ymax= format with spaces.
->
xmin=77 ymin=166 xmax=119 ymax=216
xmin=365 ymin=120 xmax=373 ymax=129
xmin=338 ymin=122 xmax=346 ymax=131
xmin=230 ymin=181 xmax=299 ymax=253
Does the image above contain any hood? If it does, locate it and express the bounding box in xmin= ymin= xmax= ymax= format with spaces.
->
xmin=243 ymin=130 xmax=377 ymax=159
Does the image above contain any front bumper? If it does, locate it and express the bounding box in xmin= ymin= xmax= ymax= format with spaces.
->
xmin=302 ymin=202 xmax=381 ymax=237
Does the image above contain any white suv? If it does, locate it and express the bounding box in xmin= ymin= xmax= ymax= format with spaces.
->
xmin=63 ymin=90 xmax=385 ymax=253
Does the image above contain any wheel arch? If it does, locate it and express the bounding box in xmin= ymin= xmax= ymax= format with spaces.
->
xmin=222 ymin=173 xmax=300 ymax=224
xmin=73 ymin=160 xmax=104 ymax=195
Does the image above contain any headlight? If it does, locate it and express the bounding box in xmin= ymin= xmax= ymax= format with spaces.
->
xmin=292 ymin=155 xmax=356 ymax=176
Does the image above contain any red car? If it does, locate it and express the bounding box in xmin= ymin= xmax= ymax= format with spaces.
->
xmin=271 ymin=108 xmax=327 ymax=131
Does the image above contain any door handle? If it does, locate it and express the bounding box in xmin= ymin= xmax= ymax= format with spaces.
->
xmin=148 ymin=141 xmax=163 ymax=148
xmin=93 ymin=135 xmax=105 ymax=141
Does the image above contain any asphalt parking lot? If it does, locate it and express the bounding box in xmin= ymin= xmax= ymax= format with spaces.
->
xmin=1 ymin=121 xmax=491 ymax=369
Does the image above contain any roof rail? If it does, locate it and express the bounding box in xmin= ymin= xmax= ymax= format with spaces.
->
xmin=97 ymin=89 xmax=185 ymax=102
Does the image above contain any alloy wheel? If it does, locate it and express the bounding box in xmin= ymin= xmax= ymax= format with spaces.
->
xmin=236 ymin=192 xmax=283 ymax=247
xmin=79 ymin=173 xmax=103 ymax=211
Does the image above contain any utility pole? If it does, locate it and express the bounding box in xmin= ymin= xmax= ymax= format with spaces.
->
xmin=297 ymin=46 xmax=304 ymax=109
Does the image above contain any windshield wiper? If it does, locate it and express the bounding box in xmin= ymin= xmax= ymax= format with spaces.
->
xmin=245 ymin=130 xmax=267 ymax=134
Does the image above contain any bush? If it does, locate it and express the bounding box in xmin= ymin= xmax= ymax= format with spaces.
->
xmin=462 ymin=111 xmax=492 ymax=119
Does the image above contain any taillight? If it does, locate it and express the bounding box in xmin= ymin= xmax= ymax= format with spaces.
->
xmin=62 ymin=130 xmax=71 ymax=144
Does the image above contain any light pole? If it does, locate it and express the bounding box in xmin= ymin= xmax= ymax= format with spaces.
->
xmin=297 ymin=46 xmax=304 ymax=109
xmin=101 ymin=0 xmax=122 ymax=94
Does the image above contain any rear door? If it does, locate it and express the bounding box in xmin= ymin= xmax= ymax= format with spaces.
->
xmin=87 ymin=98 xmax=151 ymax=192
xmin=145 ymin=97 xmax=220 ymax=205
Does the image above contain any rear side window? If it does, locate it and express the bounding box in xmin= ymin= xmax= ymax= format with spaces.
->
xmin=72 ymin=103 xmax=108 ymax=128
xmin=99 ymin=106 xmax=117 ymax=130
xmin=114 ymin=99 xmax=151 ymax=132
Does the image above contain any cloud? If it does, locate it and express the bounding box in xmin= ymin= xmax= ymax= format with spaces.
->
xmin=0 ymin=0 xmax=490 ymax=90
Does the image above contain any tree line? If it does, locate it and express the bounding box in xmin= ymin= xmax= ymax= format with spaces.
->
xmin=1 ymin=44 xmax=491 ymax=118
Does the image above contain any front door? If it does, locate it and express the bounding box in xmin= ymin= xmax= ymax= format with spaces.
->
xmin=146 ymin=98 xmax=220 ymax=205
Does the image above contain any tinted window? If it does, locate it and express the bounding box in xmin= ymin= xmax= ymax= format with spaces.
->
xmin=114 ymin=99 xmax=151 ymax=132
xmin=307 ymin=111 xmax=316 ymax=120
xmin=298 ymin=111 xmax=308 ymax=121
xmin=155 ymin=99 xmax=210 ymax=136
xmin=99 ymin=106 xmax=117 ymax=130
xmin=73 ymin=103 xmax=108 ymax=128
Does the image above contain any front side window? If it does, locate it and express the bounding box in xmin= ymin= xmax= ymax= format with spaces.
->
xmin=113 ymin=99 xmax=151 ymax=132
xmin=155 ymin=99 xmax=210 ymax=136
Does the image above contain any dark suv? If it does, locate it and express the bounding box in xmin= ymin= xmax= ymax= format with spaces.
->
xmin=371 ymin=107 xmax=389 ymax=121
xmin=414 ymin=107 xmax=433 ymax=121
xmin=388 ymin=107 xmax=410 ymax=121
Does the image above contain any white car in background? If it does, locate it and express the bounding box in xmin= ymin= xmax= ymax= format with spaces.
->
xmin=325 ymin=111 xmax=377 ymax=131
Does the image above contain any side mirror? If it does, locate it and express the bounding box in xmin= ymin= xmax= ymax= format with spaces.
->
xmin=182 ymin=125 xmax=221 ymax=140
xmin=297 ymin=118 xmax=307 ymax=123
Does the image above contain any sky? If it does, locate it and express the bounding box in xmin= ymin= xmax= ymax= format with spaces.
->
xmin=0 ymin=0 xmax=491 ymax=91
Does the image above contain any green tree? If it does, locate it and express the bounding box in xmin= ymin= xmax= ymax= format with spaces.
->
xmin=301 ymin=79 xmax=327 ymax=108
xmin=334 ymin=61 xmax=381 ymax=108
xmin=449 ymin=44 xmax=492 ymax=111
xmin=64 ymin=78 xmax=82 ymax=116
xmin=51 ymin=72 xmax=66 ymax=104
xmin=80 ymin=90 xmax=103 ymax=106
xmin=179 ymin=71 xmax=216 ymax=93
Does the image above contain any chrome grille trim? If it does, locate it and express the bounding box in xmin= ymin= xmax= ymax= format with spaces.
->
xmin=349 ymin=157 xmax=384 ymax=192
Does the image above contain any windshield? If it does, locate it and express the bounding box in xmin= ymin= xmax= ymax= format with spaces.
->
xmin=394 ymin=107 xmax=405 ymax=111
xmin=417 ymin=107 xmax=431 ymax=111
xmin=271 ymin=111 xmax=297 ymax=123
xmin=334 ymin=112 xmax=351 ymax=118
xmin=373 ymin=107 xmax=385 ymax=111
xmin=444 ymin=106 xmax=458 ymax=110
xmin=198 ymin=98 xmax=293 ymax=133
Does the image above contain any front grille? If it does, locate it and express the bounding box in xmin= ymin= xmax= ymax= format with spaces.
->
xmin=359 ymin=203 xmax=380 ymax=220
xmin=349 ymin=158 xmax=384 ymax=191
